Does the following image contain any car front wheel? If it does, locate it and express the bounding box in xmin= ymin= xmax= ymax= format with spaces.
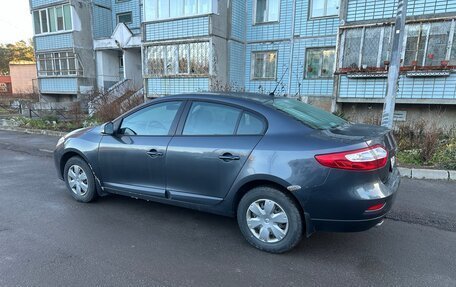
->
xmin=237 ymin=186 xmax=303 ymax=253
xmin=63 ymin=156 xmax=97 ymax=203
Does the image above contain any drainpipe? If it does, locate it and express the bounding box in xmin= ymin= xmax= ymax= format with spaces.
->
xmin=286 ymin=0 xmax=297 ymax=97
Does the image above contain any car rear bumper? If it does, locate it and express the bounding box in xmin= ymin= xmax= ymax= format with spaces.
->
xmin=310 ymin=212 xmax=390 ymax=233
xmin=303 ymin=167 xmax=401 ymax=234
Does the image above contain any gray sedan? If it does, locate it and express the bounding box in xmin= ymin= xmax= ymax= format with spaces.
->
xmin=54 ymin=92 xmax=400 ymax=253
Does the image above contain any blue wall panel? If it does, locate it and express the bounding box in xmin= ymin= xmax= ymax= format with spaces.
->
xmin=35 ymin=33 xmax=73 ymax=51
xmin=147 ymin=78 xmax=210 ymax=96
xmin=39 ymin=78 xmax=78 ymax=94
xmin=111 ymin=0 xmax=141 ymax=35
xmin=231 ymin=0 xmax=246 ymax=41
xmin=346 ymin=0 xmax=456 ymax=22
xmin=94 ymin=0 xmax=111 ymax=7
xmin=30 ymin=0 xmax=68 ymax=9
xmin=144 ymin=17 xmax=210 ymax=42
xmin=228 ymin=41 xmax=246 ymax=87
xmin=93 ymin=5 xmax=113 ymax=39
xmin=339 ymin=75 xmax=456 ymax=99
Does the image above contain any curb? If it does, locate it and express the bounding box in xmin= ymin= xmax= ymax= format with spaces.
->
xmin=398 ymin=167 xmax=456 ymax=181
xmin=0 ymin=125 xmax=67 ymax=137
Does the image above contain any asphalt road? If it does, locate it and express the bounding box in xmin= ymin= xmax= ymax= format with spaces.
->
xmin=0 ymin=130 xmax=455 ymax=287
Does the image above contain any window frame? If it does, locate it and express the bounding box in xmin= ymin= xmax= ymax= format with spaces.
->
xmin=253 ymin=0 xmax=281 ymax=25
xmin=117 ymin=11 xmax=133 ymax=25
xmin=339 ymin=20 xmax=456 ymax=70
xmin=33 ymin=4 xmax=73 ymax=36
xmin=304 ymin=47 xmax=336 ymax=79
xmin=143 ymin=0 xmax=215 ymax=22
xmin=251 ymin=50 xmax=278 ymax=81
xmin=117 ymin=100 xmax=186 ymax=137
xmin=176 ymin=100 xmax=268 ymax=137
xmin=144 ymin=42 xmax=210 ymax=77
xmin=309 ymin=0 xmax=339 ymax=20
xmin=36 ymin=51 xmax=83 ymax=77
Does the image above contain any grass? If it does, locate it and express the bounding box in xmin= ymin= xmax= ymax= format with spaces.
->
xmin=12 ymin=116 xmax=89 ymax=132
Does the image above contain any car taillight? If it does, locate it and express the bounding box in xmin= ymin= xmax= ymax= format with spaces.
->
xmin=315 ymin=145 xmax=388 ymax=171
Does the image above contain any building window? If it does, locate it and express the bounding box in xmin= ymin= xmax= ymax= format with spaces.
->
xmin=404 ymin=22 xmax=452 ymax=67
xmin=144 ymin=42 xmax=210 ymax=76
xmin=144 ymin=0 xmax=215 ymax=21
xmin=451 ymin=25 xmax=456 ymax=66
xmin=33 ymin=4 xmax=72 ymax=35
xmin=310 ymin=0 xmax=339 ymax=18
xmin=251 ymin=51 xmax=277 ymax=80
xmin=117 ymin=12 xmax=133 ymax=24
xmin=36 ymin=52 xmax=83 ymax=77
xmin=340 ymin=21 xmax=455 ymax=70
xmin=305 ymin=48 xmax=335 ymax=79
xmin=254 ymin=0 xmax=280 ymax=24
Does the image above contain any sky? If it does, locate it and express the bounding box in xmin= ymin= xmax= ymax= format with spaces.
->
xmin=0 ymin=0 xmax=33 ymax=44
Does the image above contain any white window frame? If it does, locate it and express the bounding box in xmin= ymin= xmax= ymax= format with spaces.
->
xmin=143 ymin=0 xmax=216 ymax=22
xmin=251 ymin=50 xmax=278 ymax=81
xmin=309 ymin=0 xmax=339 ymax=19
xmin=340 ymin=20 xmax=456 ymax=70
xmin=304 ymin=47 xmax=336 ymax=79
xmin=33 ymin=4 xmax=73 ymax=35
xmin=144 ymin=42 xmax=210 ymax=77
xmin=253 ymin=0 xmax=281 ymax=25
xmin=36 ymin=52 xmax=83 ymax=77
xmin=117 ymin=12 xmax=133 ymax=25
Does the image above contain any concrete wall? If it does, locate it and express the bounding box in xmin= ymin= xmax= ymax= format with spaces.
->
xmin=96 ymin=50 xmax=121 ymax=90
xmin=124 ymin=48 xmax=142 ymax=89
xmin=341 ymin=103 xmax=456 ymax=131
xmin=9 ymin=64 xmax=38 ymax=94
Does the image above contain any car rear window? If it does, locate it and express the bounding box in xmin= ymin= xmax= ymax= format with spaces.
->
xmin=268 ymin=98 xmax=346 ymax=130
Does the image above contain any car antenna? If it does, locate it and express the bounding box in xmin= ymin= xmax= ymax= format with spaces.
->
xmin=269 ymin=66 xmax=289 ymax=96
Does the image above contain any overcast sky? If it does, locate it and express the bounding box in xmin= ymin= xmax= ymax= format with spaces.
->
xmin=0 ymin=0 xmax=33 ymax=44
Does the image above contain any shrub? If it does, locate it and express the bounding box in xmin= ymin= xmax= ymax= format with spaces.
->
xmin=394 ymin=119 xmax=443 ymax=165
xmin=432 ymin=137 xmax=456 ymax=170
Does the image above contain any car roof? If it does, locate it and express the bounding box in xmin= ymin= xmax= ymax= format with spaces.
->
xmin=163 ymin=92 xmax=275 ymax=105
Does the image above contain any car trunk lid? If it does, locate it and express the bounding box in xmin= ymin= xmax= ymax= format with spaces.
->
xmin=326 ymin=123 xmax=397 ymax=182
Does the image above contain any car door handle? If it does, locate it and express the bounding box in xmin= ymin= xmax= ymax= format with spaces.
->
xmin=146 ymin=149 xmax=164 ymax=158
xmin=219 ymin=153 xmax=240 ymax=161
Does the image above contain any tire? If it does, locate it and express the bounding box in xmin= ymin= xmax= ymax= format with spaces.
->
xmin=237 ymin=186 xmax=303 ymax=253
xmin=63 ymin=156 xmax=97 ymax=203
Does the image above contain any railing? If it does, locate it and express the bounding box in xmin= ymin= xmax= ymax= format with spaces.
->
xmin=120 ymin=87 xmax=144 ymax=113
xmin=88 ymin=79 xmax=132 ymax=116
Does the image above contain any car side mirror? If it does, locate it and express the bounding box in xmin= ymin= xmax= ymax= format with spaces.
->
xmin=103 ymin=122 xmax=115 ymax=135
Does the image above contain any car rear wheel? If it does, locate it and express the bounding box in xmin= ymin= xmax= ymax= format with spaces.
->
xmin=64 ymin=156 xmax=97 ymax=203
xmin=237 ymin=186 xmax=303 ymax=253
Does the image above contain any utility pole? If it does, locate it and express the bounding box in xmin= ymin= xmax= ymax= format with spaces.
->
xmin=381 ymin=0 xmax=408 ymax=128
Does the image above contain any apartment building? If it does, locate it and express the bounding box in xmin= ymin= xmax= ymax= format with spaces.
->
xmin=335 ymin=0 xmax=456 ymax=126
xmin=29 ymin=0 xmax=456 ymax=125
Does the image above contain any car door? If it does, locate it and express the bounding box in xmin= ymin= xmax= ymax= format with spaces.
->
xmin=166 ymin=101 xmax=266 ymax=205
xmin=98 ymin=100 xmax=184 ymax=198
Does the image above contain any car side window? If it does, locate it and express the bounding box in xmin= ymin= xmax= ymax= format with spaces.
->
xmin=119 ymin=101 xmax=182 ymax=136
xmin=237 ymin=112 xmax=265 ymax=135
xmin=183 ymin=102 xmax=241 ymax=136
